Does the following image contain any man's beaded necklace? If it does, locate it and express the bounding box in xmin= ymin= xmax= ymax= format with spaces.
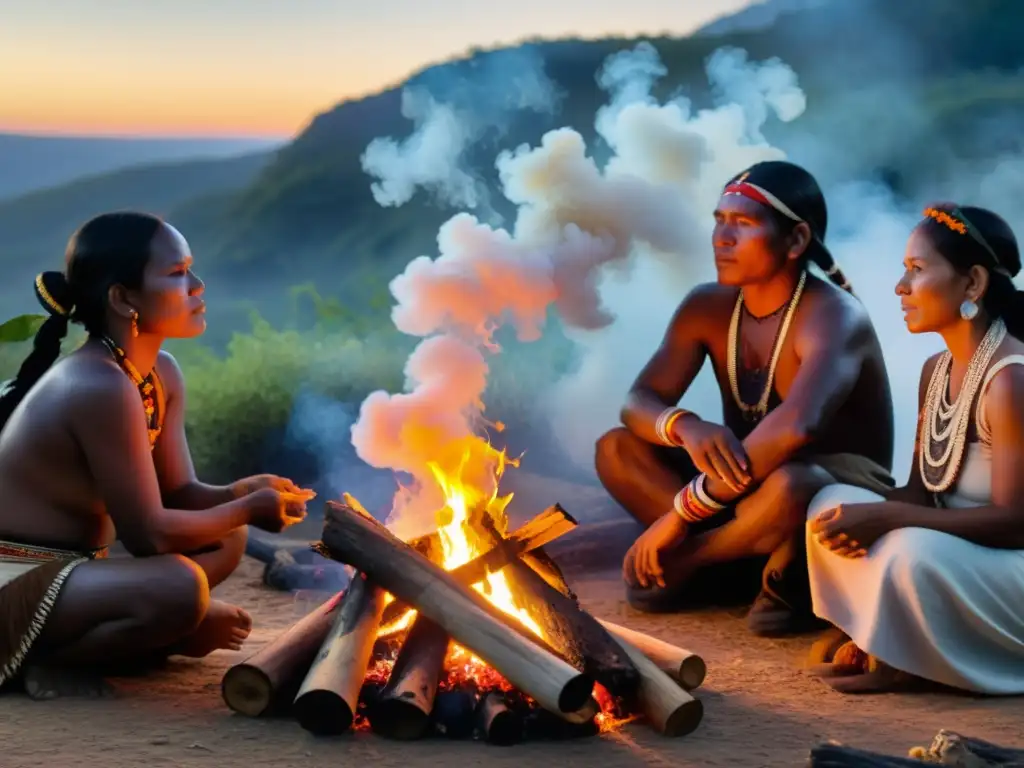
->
xmin=726 ymin=270 xmax=807 ymax=423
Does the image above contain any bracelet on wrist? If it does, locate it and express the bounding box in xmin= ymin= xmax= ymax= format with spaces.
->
xmin=672 ymin=474 xmax=724 ymax=523
xmin=693 ymin=473 xmax=727 ymax=511
xmin=655 ymin=407 xmax=689 ymax=447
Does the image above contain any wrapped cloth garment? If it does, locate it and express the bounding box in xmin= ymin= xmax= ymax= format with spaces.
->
xmin=0 ymin=540 xmax=108 ymax=688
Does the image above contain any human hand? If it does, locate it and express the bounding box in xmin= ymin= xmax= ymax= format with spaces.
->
xmin=674 ymin=418 xmax=751 ymax=493
xmin=622 ymin=513 xmax=687 ymax=589
xmin=809 ymin=502 xmax=892 ymax=558
xmin=248 ymin=488 xmax=310 ymax=533
xmin=232 ymin=474 xmax=316 ymax=503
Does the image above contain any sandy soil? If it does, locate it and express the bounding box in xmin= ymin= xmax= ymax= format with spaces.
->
xmin=2 ymin=475 xmax=1023 ymax=768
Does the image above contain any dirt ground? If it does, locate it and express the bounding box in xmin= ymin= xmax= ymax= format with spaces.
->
xmin=2 ymin=473 xmax=1023 ymax=768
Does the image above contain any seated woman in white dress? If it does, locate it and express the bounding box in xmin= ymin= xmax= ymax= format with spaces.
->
xmin=804 ymin=203 xmax=1024 ymax=694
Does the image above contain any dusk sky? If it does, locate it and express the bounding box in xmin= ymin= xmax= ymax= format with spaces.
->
xmin=1 ymin=0 xmax=756 ymax=139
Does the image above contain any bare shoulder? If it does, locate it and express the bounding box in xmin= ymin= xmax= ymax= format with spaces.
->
xmin=155 ymin=349 xmax=186 ymax=398
xmin=983 ymin=353 xmax=1024 ymax=425
xmin=673 ymin=282 xmax=737 ymax=324
xmin=800 ymin=275 xmax=871 ymax=331
xmin=51 ymin=352 xmax=142 ymax=422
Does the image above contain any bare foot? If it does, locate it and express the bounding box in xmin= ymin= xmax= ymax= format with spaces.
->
xmin=171 ymin=600 xmax=252 ymax=658
xmin=22 ymin=663 xmax=114 ymax=701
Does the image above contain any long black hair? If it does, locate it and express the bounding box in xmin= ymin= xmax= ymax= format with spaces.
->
xmin=0 ymin=211 xmax=163 ymax=431
xmin=916 ymin=203 xmax=1024 ymax=339
xmin=724 ymin=160 xmax=854 ymax=294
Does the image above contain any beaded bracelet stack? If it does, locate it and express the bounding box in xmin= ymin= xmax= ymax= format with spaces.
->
xmin=673 ymin=473 xmax=727 ymax=524
xmin=654 ymin=406 xmax=688 ymax=446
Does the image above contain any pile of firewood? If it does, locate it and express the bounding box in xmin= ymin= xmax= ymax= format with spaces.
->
xmin=220 ymin=499 xmax=708 ymax=745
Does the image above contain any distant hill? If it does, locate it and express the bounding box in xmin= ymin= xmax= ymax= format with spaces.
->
xmin=0 ymin=132 xmax=284 ymax=201
xmin=0 ymin=151 xmax=275 ymax=319
xmin=2 ymin=0 xmax=1023 ymax=334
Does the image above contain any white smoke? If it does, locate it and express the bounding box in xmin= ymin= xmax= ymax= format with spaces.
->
xmin=360 ymin=46 xmax=561 ymax=213
xmin=350 ymin=43 xmax=825 ymax=535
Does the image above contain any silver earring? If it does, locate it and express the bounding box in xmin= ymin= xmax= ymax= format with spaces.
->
xmin=960 ymin=300 xmax=979 ymax=321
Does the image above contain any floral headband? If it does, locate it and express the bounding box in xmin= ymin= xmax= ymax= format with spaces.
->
xmin=922 ymin=207 xmax=1009 ymax=276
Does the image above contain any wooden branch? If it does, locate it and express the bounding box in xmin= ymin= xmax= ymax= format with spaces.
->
xmin=319 ymin=501 xmax=594 ymax=715
xmin=596 ymin=620 xmax=706 ymax=690
xmin=499 ymin=559 xmax=638 ymax=696
xmin=221 ymin=591 xmax=344 ymax=717
xmin=368 ymin=614 xmax=450 ymax=740
xmin=378 ymin=504 xmax=577 ymax=627
xmin=292 ymin=574 xmax=386 ymax=735
xmin=608 ymin=632 xmax=703 ymax=737
xmin=477 ymin=691 xmax=523 ymax=746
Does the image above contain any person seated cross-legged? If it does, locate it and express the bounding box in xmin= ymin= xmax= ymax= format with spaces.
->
xmin=0 ymin=212 xmax=313 ymax=699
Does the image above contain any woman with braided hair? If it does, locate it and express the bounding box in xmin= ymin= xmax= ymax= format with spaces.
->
xmin=806 ymin=203 xmax=1024 ymax=694
xmin=596 ymin=160 xmax=895 ymax=636
xmin=0 ymin=212 xmax=314 ymax=699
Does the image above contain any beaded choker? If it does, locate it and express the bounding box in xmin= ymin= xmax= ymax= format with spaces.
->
xmin=98 ymin=336 xmax=163 ymax=449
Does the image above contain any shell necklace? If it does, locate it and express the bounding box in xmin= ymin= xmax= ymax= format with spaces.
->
xmin=726 ymin=270 xmax=807 ymax=423
xmin=918 ymin=317 xmax=1006 ymax=493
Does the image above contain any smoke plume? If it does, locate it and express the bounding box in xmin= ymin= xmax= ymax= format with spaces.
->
xmin=350 ymin=42 xmax=810 ymax=537
xmin=350 ymin=33 xmax=1024 ymax=536
xmin=360 ymin=46 xmax=561 ymax=214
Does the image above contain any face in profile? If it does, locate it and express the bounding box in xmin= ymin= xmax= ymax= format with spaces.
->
xmin=895 ymin=228 xmax=972 ymax=334
xmin=712 ymin=194 xmax=789 ymax=286
xmin=133 ymin=223 xmax=207 ymax=339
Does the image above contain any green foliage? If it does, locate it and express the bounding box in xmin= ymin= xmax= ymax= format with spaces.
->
xmin=0 ymin=314 xmax=46 ymax=343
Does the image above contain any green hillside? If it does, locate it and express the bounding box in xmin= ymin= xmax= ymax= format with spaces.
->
xmin=3 ymin=0 xmax=1024 ymax=484
xmin=4 ymin=0 xmax=1023 ymax=330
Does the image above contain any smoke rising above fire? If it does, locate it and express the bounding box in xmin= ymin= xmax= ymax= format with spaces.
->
xmin=350 ymin=42 xmax=811 ymax=535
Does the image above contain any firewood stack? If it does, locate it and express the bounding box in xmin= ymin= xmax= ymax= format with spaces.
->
xmin=221 ymin=499 xmax=708 ymax=745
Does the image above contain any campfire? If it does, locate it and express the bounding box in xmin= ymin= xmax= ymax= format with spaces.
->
xmin=221 ymin=439 xmax=706 ymax=745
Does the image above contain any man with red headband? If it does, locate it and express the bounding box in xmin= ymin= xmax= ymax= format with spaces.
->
xmin=595 ymin=160 xmax=896 ymax=635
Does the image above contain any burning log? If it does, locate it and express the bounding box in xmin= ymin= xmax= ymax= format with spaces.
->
xmin=596 ymin=620 xmax=707 ymax=690
xmin=368 ymin=614 xmax=450 ymax=740
xmin=609 ymin=632 xmax=703 ymax=737
xmin=477 ymin=691 xmax=523 ymax=746
xmin=292 ymin=574 xmax=386 ymax=735
xmin=378 ymin=504 xmax=577 ymax=627
xmin=221 ymin=591 xmax=344 ymax=717
xmin=496 ymin=559 xmax=638 ymax=695
xmin=319 ymin=501 xmax=595 ymax=715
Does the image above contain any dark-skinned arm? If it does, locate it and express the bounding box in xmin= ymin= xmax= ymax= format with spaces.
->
xmin=151 ymin=351 xmax=235 ymax=510
xmin=704 ymin=291 xmax=873 ymax=502
xmin=72 ymin=363 xmax=253 ymax=556
xmin=884 ymin=354 xmax=939 ymax=506
xmin=621 ymin=285 xmax=714 ymax=441
xmin=876 ymin=363 xmax=1024 ymax=548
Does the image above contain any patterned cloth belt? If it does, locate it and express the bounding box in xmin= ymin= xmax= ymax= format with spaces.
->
xmin=0 ymin=539 xmax=109 ymax=563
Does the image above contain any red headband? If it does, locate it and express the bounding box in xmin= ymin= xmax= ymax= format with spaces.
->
xmin=722 ymin=179 xmax=803 ymax=223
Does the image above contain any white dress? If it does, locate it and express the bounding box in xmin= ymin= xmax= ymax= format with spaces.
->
xmin=805 ymin=354 xmax=1024 ymax=694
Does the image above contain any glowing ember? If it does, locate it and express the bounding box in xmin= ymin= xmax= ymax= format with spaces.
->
xmin=354 ymin=433 xmax=628 ymax=735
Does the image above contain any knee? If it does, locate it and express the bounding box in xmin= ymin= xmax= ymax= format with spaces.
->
xmin=759 ymin=464 xmax=833 ymax=525
xmin=594 ymin=427 xmax=640 ymax=484
xmin=137 ymin=554 xmax=210 ymax=635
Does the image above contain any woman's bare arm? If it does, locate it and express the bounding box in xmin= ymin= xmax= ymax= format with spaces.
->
xmin=70 ymin=361 xmax=253 ymax=556
xmin=151 ymin=351 xmax=234 ymax=510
